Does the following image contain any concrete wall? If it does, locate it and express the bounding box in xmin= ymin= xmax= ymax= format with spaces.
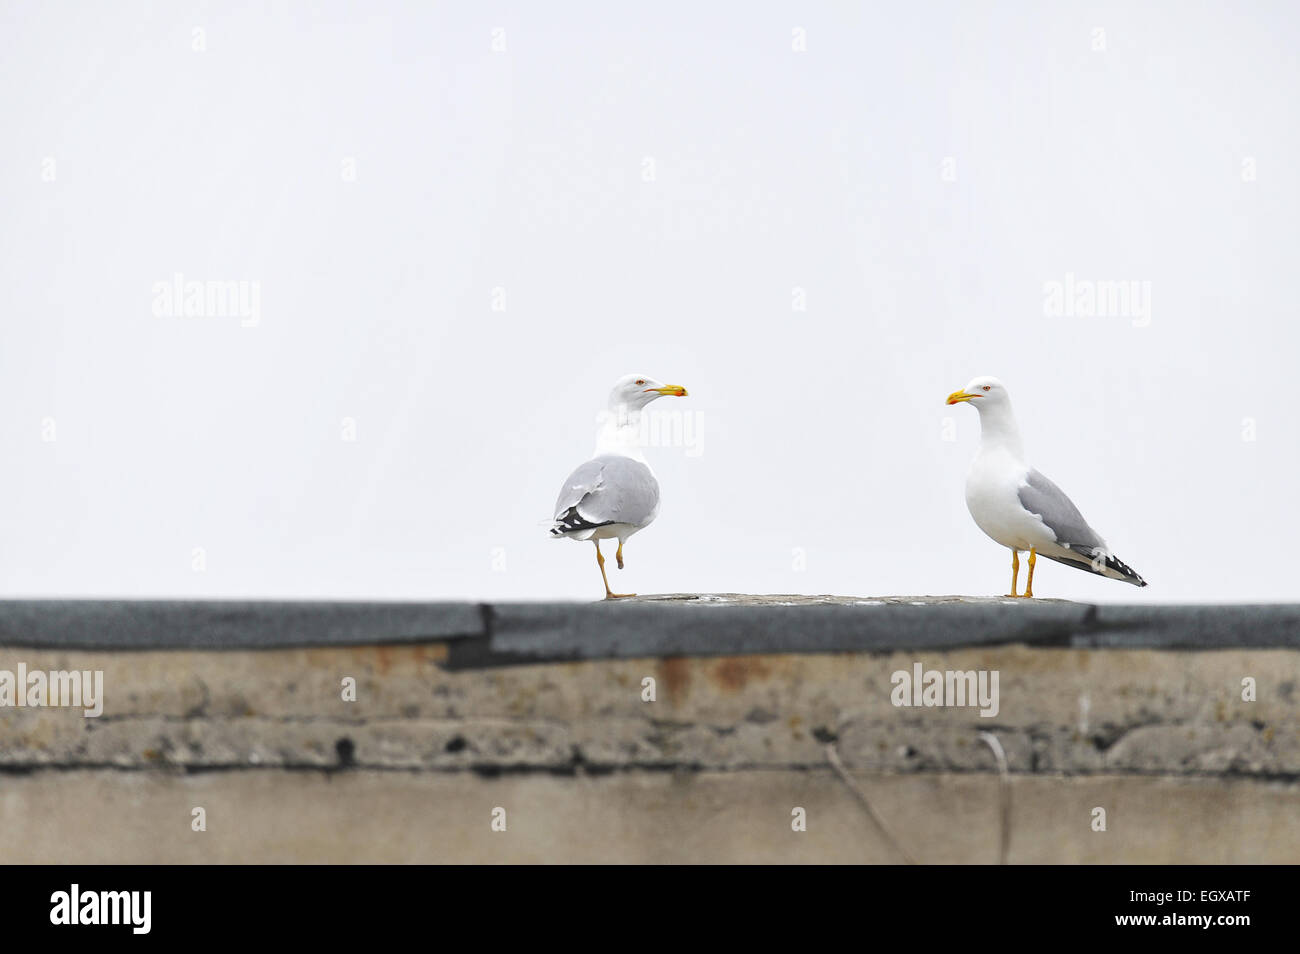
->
xmin=2 ymin=624 xmax=1297 ymax=862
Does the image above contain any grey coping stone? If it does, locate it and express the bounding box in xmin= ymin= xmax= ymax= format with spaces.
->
xmin=0 ymin=599 xmax=485 ymax=650
xmin=471 ymin=595 xmax=1090 ymax=668
xmin=0 ymin=594 xmax=1296 ymax=661
xmin=1085 ymin=603 xmax=1300 ymax=649
xmin=447 ymin=595 xmax=1300 ymax=667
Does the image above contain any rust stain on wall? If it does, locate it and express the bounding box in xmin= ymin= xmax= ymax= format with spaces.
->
xmin=657 ymin=657 xmax=691 ymax=701
xmin=336 ymin=643 xmax=449 ymax=676
xmin=710 ymin=655 xmax=774 ymax=693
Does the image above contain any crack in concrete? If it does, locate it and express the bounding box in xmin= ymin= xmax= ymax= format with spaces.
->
xmin=4 ymin=762 xmax=1300 ymax=783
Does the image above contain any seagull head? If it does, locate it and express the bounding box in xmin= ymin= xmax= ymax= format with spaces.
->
xmin=609 ymin=373 xmax=688 ymax=411
xmin=946 ymin=375 xmax=1008 ymax=411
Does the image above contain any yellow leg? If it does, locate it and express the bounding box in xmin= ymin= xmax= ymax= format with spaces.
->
xmin=616 ymin=541 xmax=625 ymax=570
xmin=1006 ymin=549 xmax=1019 ymax=598
xmin=595 ymin=542 xmax=635 ymax=600
xmin=1024 ymin=547 xmax=1037 ymax=599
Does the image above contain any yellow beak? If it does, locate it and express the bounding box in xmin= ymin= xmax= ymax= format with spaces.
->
xmin=650 ymin=384 xmax=688 ymax=397
xmin=946 ymin=389 xmax=976 ymax=405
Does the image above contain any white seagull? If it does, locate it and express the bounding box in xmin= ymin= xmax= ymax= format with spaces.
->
xmin=946 ymin=376 xmax=1147 ymax=598
xmin=550 ymin=374 xmax=688 ymax=599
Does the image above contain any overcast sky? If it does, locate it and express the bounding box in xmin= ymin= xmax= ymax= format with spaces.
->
xmin=1 ymin=1 xmax=1296 ymax=603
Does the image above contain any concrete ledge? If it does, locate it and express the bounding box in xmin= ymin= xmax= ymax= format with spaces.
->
xmin=2 ymin=596 xmax=1298 ymax=660
xmin=0 ymin=600 xmax=483 ymax=651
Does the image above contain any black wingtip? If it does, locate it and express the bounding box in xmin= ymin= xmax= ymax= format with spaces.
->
xmin=550 ymin=506 xmax=615 ymax=537
xmin=1107 ymin=553 xmax=1146 ymax=587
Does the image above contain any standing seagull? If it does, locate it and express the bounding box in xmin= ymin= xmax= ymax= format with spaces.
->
xmin=550 ymin=374 xmax=689 ymax=599
xmin=946 ymin=376 xmax=1146 ymax=597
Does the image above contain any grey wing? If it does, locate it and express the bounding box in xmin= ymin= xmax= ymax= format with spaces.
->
xmin=1017 ymin=469 xmax=1107 ymax=552
xmin=550 ymin=455 xmax=660 ymax=535
xmin=553 ymin=459 xmax=606 ymax=520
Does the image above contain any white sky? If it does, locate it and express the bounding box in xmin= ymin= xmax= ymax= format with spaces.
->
xmin=1 ymin=2 xmax=1296 ymax=603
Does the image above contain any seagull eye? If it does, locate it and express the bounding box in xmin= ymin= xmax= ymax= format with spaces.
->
xmin=983 ymin=386 xmax=991 ymax=391
xmin=635 ymin=379 xmax=645 ymax=385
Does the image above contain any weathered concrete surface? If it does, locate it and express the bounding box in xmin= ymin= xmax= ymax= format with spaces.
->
xmin=2 ymin=769 xmax=1297 ymax=864
xmin=1 ymin=644 xmax=1296 ymax=775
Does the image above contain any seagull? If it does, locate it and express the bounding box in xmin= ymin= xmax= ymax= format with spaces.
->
xmin=550 ymin=374 xmax=689 ymax=599
xmin=946 ymin=376 xmax=1146 ymax=597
